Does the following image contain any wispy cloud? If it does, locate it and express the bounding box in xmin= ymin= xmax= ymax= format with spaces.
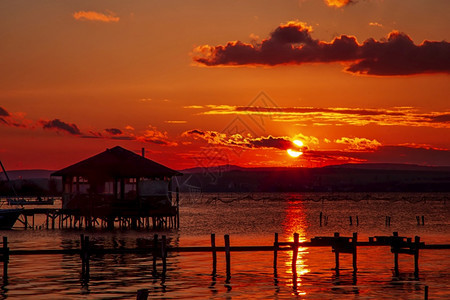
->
xmin=193 ymin=21 xmax=450 ymax=76
xmin=335 ymin=137 xmax=381 ymax=151
xmin=324 ymin=0 xmax=354 ymax=8
xmin=369 ymin=22 xmax=383 ymax=28
xmin=73 ymin=10 xmax=120 ymax=23
xmin=189 ymin=105 xmax=450 ymax=129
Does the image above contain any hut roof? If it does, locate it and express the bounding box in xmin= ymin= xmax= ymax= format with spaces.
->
xmin=51 ymin=146 xmax=181 ymax=179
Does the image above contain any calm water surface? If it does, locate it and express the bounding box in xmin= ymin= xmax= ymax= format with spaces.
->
xmin=1 ymin=192 xmax=449 ymax=299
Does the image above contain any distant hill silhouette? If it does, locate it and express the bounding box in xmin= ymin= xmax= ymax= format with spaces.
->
xmin=2 ymin=163 xmax=450 ymax=194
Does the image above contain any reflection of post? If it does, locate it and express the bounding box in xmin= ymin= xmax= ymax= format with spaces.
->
xmin=152 ymin=234 xmax=158 ymax=275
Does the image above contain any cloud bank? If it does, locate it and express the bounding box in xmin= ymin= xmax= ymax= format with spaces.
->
xmin=193 ymin=21 xmax=450 ymax=76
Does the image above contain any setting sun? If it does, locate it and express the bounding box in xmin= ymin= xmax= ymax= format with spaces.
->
xmin=287 ymin=149 xmax=303 ymax=158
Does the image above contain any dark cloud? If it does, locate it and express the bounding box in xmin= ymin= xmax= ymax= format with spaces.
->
xmin=247 ymin=136 xmax=293 ymax=150
xmin=40 ymin=119 xmax=81 ymax=135
xmin=427 ymin=113 xmax=450 ymax=123
xmin=105 ymin=128 xmax=123 ymax=135
xmin=193 ymin=22 xmax=450 ymax=76
xmin=183 ymin=129 xmax=303 ymax=151
xmin=0 ymin=107 xmax=10 ymax=117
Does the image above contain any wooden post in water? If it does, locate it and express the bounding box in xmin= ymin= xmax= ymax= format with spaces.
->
xmin=273 ymin=233 xmax=278 ymax=270
xmin=424 ymin=285 xmax=429 ymax=300
xmin=352 ymin=232 xmax=357 ymax=273
xmin=136 ymin=289 xmax=149 ymax=300
xmin=393 ymin=232 xmax=399 ymax=277
xmin=176 ymin=187 xmax=180 ymax=229
xmin=2 ymin=237 xmax=8 ymax=283
xmin=421 ymin=216 xmax=425 ymax=226
xmin=334 ymin=232 xmax=340 ymax=273
xmin=414 ymin=236 xmax=420 ymax=279
xmin=152 ymin=234 xmax=158 ymax=275
xmin=161 ymin=235 xmax=167 ymax=278
xmin=292 ymin=233 xmax=299 ymax=269
xmin=84 ymin=235 xmax=90 ymax=279
xmin=211 ymin=234 xmax=216 ymax=275
xmin=224 ymin=234 xmax=231 ymax=281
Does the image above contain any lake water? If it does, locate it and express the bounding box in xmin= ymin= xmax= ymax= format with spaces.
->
xmin=1 ymin=192 xmax=449 ymax=299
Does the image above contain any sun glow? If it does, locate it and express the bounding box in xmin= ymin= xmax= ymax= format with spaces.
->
xmin=287 ymin=149 xmax=303 ymax=157
xmin=287 ymin=139 xmax=304 ymax=158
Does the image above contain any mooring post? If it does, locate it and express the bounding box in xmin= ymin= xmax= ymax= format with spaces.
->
xmin=334 ymin=232 xmax=340 ymax=272
xmin=224 ymin=234 xmax=231 ymax=281
xmin=152 ymin=234 xmax=158 ymax=275
xmin=2 ymin=236 xmax=9 ymax=282
xmin=393 ymin=232 xmax=399 ymax=276
xmin=414 ymin=236 xmax=420 ymax=279
xmin=273 ymin=232 xmax=279 ymax=270
xmin=136 ymin=289 xmax=149 ymax=300
xmin=292 ymin=233 xmax=299 ymax=269
xmin=211 ymin=233 xmax=216 ymax=275
xmin=84 ymin=236 xmax=90 ymax=278
xmin=161 ymin=235 xmax=167 ymax=277
xmin=352 ymin=232 xmax=357 ymax=273
xmin=176 ymin=187 xmax=180 ymax=229
xmin=424 ymin=285 xmax=429 ymax=300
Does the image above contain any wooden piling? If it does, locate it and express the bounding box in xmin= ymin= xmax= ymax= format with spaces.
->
xmin=152 ymin=234 xmax=158 ymax=275
xmin=2 ymin=236 xmax=8 ymax=282
xmin=352 ymin=232 xmax=357 ymax=273
xmin=356 ymin=216 xmax=359 ymax=226
xmin=421 ymin=216 xmax=425 ymax=226
xmin=393 ymin=232 xmax=399 ymax=276
xmin=292 ymin=233 xmax=299 ymax=269
xmin=176 ymin=187 xmax=180 ymax=229
xmin=334 ymin=232 xmax=340 ymax=272
xmin=211 ymin=234 xmax=216 ymax=275
xmin=224 ymin=234 xmax=231 ymax=280
xmin=273 ymin=233 xmax=278 ymax=270
xmin=424 ymin=285 xmax=428 ymax=300
xmin=161 ymin=235 xmax=167 ymax=277
xmin=136 ymin=289 xmax=149 ymax=300
xmin=414 ymin=236 xmax=420 ymax=279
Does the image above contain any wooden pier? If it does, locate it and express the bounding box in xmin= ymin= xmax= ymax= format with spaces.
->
xmin=0 ymin=231 xmax=449 ymax=289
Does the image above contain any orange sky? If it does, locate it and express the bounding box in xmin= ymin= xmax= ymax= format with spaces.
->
xmin=1 ymin=0 xmax=449 ymax=170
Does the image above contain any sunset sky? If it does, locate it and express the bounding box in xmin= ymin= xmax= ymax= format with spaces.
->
xmin=1 ymin=0 xmax=449 ymax=171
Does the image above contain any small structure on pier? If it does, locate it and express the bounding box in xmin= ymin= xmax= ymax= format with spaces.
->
xmin=51 ymin=146 xmax=181 ymax=229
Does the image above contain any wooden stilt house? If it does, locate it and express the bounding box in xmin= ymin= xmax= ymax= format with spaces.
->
xmin=51 ymin=146 xmax=181 ymax=228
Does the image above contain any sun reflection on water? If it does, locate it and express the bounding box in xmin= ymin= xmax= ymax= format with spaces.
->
xmin=282 ymin=195 xmax=311 ymax=296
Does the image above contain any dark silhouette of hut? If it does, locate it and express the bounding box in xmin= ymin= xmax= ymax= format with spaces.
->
xmin=51 ymin=146 xmax=181 ymax=229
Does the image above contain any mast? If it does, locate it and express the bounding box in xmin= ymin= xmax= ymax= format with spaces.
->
xmin=0 ymin=160 xmax=18 ymax=197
